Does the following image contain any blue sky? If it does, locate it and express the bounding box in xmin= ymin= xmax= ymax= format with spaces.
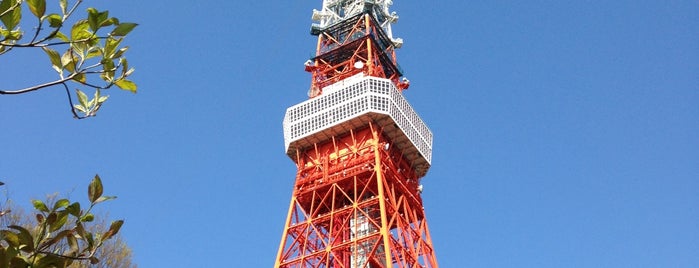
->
xmin=1 ymin=1 xmax=698 ymax=267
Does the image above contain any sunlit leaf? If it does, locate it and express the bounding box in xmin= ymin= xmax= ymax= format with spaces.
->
xmin=88 ymin=174 xmax=103 ymax=203
xmin=41 ymin=47 xmax=62 ymax=74
xmin=101 ymin=17 xmax=118 ymax=27
xmin=0 ymin=0 xmax=21 ymax=30
xmin=73 ymin=73 xmax=86 ymax=83
xmin=110 ymin=23 xmax=138 ymax=37
xmin=86 ymin=47 xmax=102 ymax=59
xmin=120 ymin=58 xmax=130 ymax=77
xmin=101 ymin=58 xmax=115 ymax=82
xmin=87 ymin=7 xmax=99 ymax=32
xmin=53 ymin=198 xmax=70 ymax=210
xmin=76 ymin=89 xmax=88 ymax=108
xmin=44 ymin=13 xmax=62 ymax=27
xmin=32 ymin=199 xmax=49 ymax=212
xmin=61 ymin=49 xmax=76 ymax=72
xmin=93 ymin=195 xmax=116 ymax=205
xmin=113 ymin=46 xmax=128 ymax=59
xmin=115 ymin=79 xmax=137 ymax=93
xmin=59 ymin=0 xmax=67 ymax=15
xmin=74 ymin=104 xmax=87 ymax=113
xmin=103 ymin=37 xmax=123 ymax=59
xmin=52 ymin=31 xmax=69 ymax=42
xmin=71 ymin=19 xmax=90 ymax=40
xmin=27 ymin=0 xmax=46 ymax=18
xmin=6 ymin=30 xmax=21 ymax=40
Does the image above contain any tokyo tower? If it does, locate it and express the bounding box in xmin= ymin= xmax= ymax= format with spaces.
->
xmin=275 ymin=1 xmax=438 ymax=267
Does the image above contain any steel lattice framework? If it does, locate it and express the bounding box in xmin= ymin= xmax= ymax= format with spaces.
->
xmin=275 ymin=1 xmax=438 ymax=267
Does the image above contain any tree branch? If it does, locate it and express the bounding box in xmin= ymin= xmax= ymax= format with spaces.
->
xmin=63 ymin=83 xmax=86 ymax=119
xmin=0 ymin=73 xmax=78 ymax=95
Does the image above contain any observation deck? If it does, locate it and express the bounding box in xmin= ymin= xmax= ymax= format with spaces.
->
xmin=283 ymin=74 xmax=432 ymax=178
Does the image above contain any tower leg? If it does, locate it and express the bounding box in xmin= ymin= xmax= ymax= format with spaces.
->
xmin=274 ymin=125 xmax=438 ymax=268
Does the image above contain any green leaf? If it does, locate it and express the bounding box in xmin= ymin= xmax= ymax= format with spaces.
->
xmin=111 ymin=22 xmax=138 ymax=37
xmin=39 ymin=229 xmax=71 ymax=249
xmin=76 ymin=89 xmax=88 ymax=108
xmin=0 ymin=0 xmax=21 ymax=30
xmin=66 ymin=202 xmax=80 ymax=217
xmin=8 ymin=226 xmax=34 ymax=252
xmin=41 ymin=47 xmax=62 ymax=74
xmin=120 ymin=58 xmax=130 ymax=77
xmin=115 ymin=79 xmax=137 ymax=93
xmin=5 ymin=30 xmax=21 ymax=40
xmin=93 ymin=195 xmax=116 ymax=205
xmin=71 ymin=20 xmax=90 ymax=40
xmin=73 ymin=104 xmax=87 ymax=113
xmin=87 ymin=8 xmax=99 ymax=32
xmin=52 ymin=31 xmax=69 ymax=42
xmin=0 ymin=230 xmax=20 ymax=247
xmin=101 ymin=58 xmax=115 ymax=82
xmin=80 ymin=213 xmax=94 ymax=222
xmin=88 ymin=174 xmax=103 ymax=203
xmin=86 ymin=47 xmax=101 ymax=59
xmin=44 ymin=13 xmax=62 ymax=27
xmin=26 ymin=0 xmax=46 ymax=18
xmin=72 ymin=73 xmax=86 ymax=83
xmin=102 ymin=220 xmax=124 ymax=241
xmin=101 ymin=17 xmax=118 ymax=27
xmin=59 ymin=0 xmax=67 ymax=15
xmin=75 ymin=222 xmax=87 ymax=238
xmin=53 ymin=198 xmax=70 ymax=210
xmin=32 ymin=199 xmax=49 ymax=212
xmin=61 ymin=49 xmax=76 ymax=72
xmin=49 ymin=211 xmax=69 ymax=232
xmin=87 ymin=8 xmax=110 ymax=32
xmin=113 ymin=46 xmax=129 ymax=59
xmin=103 ymin=37 xmax=123 ymax=59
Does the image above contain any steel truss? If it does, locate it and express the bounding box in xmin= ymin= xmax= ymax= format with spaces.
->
xmin=275 ymin=124 xmax=437 ymax=268
xmin=306 ymin=13 xmax=409 ymax=97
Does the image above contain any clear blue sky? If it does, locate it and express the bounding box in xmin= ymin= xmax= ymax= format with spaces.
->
xmin=1 ymin=1 xmax=697 ymax=267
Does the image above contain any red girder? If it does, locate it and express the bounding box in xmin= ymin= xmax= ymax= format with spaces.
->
xmin=275 ymin=124 xmax=438 ymax=268
xmin=306 ymin=14 xmax=408 ymax=98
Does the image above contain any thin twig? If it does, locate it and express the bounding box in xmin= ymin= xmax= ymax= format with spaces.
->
xmin=29 ymin=21 xmax=44 ymax=45
xmin=0 ymin=73 xmax=78 ymax=95
xmin=63 ymin=83 xmax=85 ymax=119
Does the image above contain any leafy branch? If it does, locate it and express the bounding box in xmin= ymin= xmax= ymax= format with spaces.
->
xmin=0 ymin=175 xmax=123 ymax=267
xmin=0 ymin=0 xmax=138 ymax=118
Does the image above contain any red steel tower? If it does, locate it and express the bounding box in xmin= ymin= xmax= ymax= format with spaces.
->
xmin=275 ymin=1 xmax=437 ymax=267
